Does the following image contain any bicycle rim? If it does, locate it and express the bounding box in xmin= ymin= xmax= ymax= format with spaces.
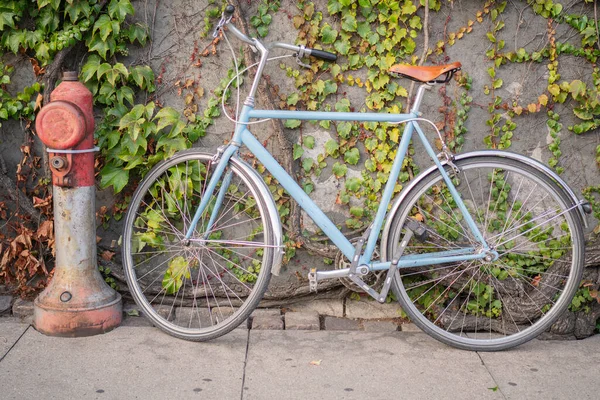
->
xmin=386 ymin=156 xmax=584 ymax=351
xmin=122 ymin=150 xmax=274 ymax=341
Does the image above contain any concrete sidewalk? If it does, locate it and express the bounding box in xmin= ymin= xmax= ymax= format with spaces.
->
xmin=1 ymin=319 xmax=599 ymax=399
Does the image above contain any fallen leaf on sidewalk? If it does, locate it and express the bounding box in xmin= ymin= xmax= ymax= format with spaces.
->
xmin=309 ymin=360 xmax=321 ymax=366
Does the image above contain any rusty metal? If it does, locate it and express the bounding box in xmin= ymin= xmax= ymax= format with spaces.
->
xmin=34 ymin=186 xmax=122 ymax=336
xmin=34 ymin=71 xmax=122 ymax=337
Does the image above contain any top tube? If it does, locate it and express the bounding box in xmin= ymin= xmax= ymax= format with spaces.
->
xmin=247 ymin=109 xmax=416 ymax=122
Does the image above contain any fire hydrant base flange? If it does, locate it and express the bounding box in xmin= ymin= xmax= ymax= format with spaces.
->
xmin=33 ymin=294 xmax=122 ymax=337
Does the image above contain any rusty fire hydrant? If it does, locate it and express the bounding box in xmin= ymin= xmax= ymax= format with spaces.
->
xmin=33 ymin=71 xmax=122 ymax=336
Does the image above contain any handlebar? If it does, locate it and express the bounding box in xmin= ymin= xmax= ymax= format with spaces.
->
xmin=217 ymin=5 xmax=337 ymax=62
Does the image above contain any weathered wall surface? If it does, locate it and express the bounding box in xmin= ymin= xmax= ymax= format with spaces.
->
xmin=1 ymin=1 xmax=599 ymax=308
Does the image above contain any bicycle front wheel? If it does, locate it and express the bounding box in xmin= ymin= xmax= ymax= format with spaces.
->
xmin=122 ymin=150 xmax=275 ymax=341
xmin=385 ymin=155 xmax=584 ymax=351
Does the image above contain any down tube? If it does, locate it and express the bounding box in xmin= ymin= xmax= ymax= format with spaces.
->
xmin=241 ymin=129 xmax=355 ymax=260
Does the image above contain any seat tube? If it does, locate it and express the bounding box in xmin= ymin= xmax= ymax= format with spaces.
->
xmin=410 ymin=84 xmax=431 ymax=114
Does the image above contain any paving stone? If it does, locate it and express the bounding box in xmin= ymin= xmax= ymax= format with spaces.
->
xmin=175 ymin=307 xmax=230 ymax=328
xmin=323 ymin=316 xmax=361 ymax=331
xmin=152 ymin=305 xmax=176 ymax=321
xmin=0 ymin=295 xmax=13 ymax=315
xmin=121 ymin=314 xmax=153 ymax=327
xmin=400 ymin=323 xmax=422 ymax=333
xmin=251 ymin=308 xmax=283 ymax=330
xmin=12 ymin=298 xmax=34 ymax=319
xmin=120 ymin=303 xmax=152 ymax=327
xmin=284 ymin=311 xmax=320 ymax=330
xmin=286 ymin=299 xmax=344 ymax=317
xmin=345 ymin=298 xmax=403 ymax=319
xmin=362 ymin=320 xmax=399 ymax=332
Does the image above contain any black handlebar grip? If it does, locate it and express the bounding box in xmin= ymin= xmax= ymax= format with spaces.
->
xmin=224 ymin=5 xmax=235 ymax=16
xmin=309 ymin=49 xmax=337 ymax=62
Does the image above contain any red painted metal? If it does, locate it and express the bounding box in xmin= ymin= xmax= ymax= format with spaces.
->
xmin=35 ymin=72 xmax=95 ymax=187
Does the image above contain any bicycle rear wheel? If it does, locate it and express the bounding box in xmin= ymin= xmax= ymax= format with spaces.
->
xmin=385 ymin=155 xmax=584 ymax=351
xmin=122 ymin=150 xmax=275 ymax=341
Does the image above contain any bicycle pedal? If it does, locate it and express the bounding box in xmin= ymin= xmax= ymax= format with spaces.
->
xmin=308 ymin=268 xmax=318 ymax=292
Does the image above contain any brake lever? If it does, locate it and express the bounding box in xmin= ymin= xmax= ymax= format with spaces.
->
xmin=295 ymin=45 xmax=311 ymax=69
xmin=212 ymin=16 xmax=231 ymax=38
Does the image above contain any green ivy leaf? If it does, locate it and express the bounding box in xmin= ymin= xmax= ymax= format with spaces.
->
xmin=129 ymin=65 xmax=155 ymax=91
xmin=357 ymin=21 xmax=370 ymax=38
xmin=569 ymin=80 xmax=586 ymax=99
xmin=65 ymin=1 xmax=92 ymax=23
xmin=344 ymin=148 xmax=360 ymax=165
xmin=303 ymin=181 xmax=314 ymax=194
xmin=37 ymin=8 xmax=60 ymax=33
xmin=126 ymin=23 xmax=148 ymax=46
xmin=88 ymin=35 xmax=114 ymax=60
xmin=303 ymin=135 xmax=315 ymax=149
xmin=345 ymin=177 xmax=362 ymax=192
xmin=573 ymin=107 xmax=593 ymax=121
xmin=156 ymin=135 xmax=188 ymax=154
xmin=350 ymin=206 xmax=364 ymax=218
xmin=81 ymin=55 xmax=101 ymax=82
xmin=401 ymin=2 xmax=417 ymax=14
xmin=35 ymin=42 xmax=50 ymax=62
xmin=154 ymin=107 xmax=180 ymax=132
xmin=337 ymin=121 xmax=352 ymax=138
xmin=293 ymin=143 xmax=304 ymax=160
xmin=334 ymin=39 xmax=350 ymax=55
xmin=323 ymin=80 xmax=337 ymax=97
xmin=117 ymin=87 xmax=135 ymax=106
xmin=320 ymin=24 xmax=338 ymax=44
xmin=0 ymin=10 xmax=18 ymax=30
xmin=108 ymin=0 xmax=135 ymax=23
xmin=327 ymin=0 xmax=342 ymax=14
xmin=302 ymin=157 xmax=314 ymax=172
xmin=332 ymin=162 xmax=347 ymax=178
xmin=100 ymin=163 xmax=129 ymax=193
xmin=284 ymin=119 xmax=302 ymax=128
xmin=162 ymin=256 xmax=190 ymax=294
xmin=261 ymin=14 xmax=272 ymax=25
xmin=5 ymin=30 xmax=25 ymax=54
xmin=93 ymin=15 xmax=120 ymax=42
xmin=341 ymin=14 xmax=357 ymax=32
xmin=335 ymin=98 xmax=351 ymax=112
xmin=324 ymin=139 xmax=339 ymax=156
xmin=287 ymin=92 xmax=299 ymax=106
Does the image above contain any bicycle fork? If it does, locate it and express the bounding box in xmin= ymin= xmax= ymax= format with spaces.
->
xmin=184 ymin=145 xmax=238 ymax=241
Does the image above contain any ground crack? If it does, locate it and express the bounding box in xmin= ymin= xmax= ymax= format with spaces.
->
xmin=239 ymin=329 xmax=251 ymax=400
xmin=477 ymin=351 xmax=508 ymax=400
xmin=0 ymin=324 xmax=31 ymax=363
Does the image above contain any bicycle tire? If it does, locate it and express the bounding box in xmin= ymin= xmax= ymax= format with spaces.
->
xmin=385 ymin=154 xmax=584 ymax=351
xmin=122 ymin=150 xmax=275 ymax=341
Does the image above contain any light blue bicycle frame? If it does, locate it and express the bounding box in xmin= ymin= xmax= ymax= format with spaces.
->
xmin=184 ymin=20 xmax=491 ymax=280
xmin=184 ymin=85 xmax=490 ymax=277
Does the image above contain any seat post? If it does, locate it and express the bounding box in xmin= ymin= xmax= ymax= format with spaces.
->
xmin=410 ymin=84 xmax=432 ymax=114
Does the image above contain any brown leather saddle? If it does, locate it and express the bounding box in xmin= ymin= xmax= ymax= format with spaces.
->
xmin=389 ymin=62 xmax=462 ymax=83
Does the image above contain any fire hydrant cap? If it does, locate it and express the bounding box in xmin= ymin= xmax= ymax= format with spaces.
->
xmin=36 ymin=100 xmax=87 ymax=150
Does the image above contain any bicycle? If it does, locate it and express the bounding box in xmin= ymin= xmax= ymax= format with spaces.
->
xmin=121 ymin=5 xmax=591 ymax=351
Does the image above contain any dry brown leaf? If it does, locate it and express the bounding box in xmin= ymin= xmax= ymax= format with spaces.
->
xmin=101 ymin=250 xmax=115 ymax=261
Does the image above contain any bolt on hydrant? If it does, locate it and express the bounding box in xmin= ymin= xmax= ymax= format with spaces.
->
xmin=33 ymin=71 xmax=122 ymax=336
